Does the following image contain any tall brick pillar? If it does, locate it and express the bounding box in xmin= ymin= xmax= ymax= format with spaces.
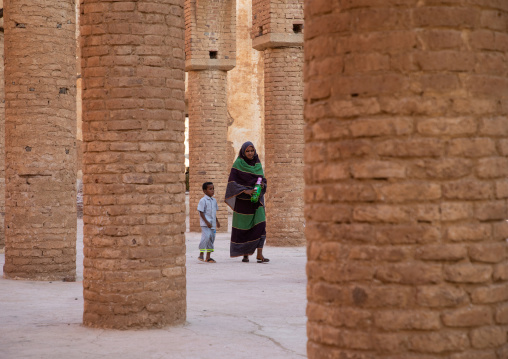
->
xmin=252 ymin=0 xmax=305 ymax=246
xmin=81 ymin=0 xmax=186 ymax=328
xmin=305 ymin=2 xmax=508 ymax=358
xmin=3 ymin=0 xmax=77 ymax=280
xmin=0 ymin=10 xmax=5 ymax=252
xmin=185 ymin=0 xmax=235 ymax=232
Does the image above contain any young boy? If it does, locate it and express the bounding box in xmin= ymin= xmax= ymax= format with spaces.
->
xmin=198 ymin=182 xmax=220 ymax=263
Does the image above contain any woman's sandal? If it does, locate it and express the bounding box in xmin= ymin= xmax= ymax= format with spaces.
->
xmin=242 ymin=257 xmax=249 ymax=263
xmin=206 ymin=258 xmax=216 ymax=263
xmin=257 ymin=257 xmax=270 ymax=263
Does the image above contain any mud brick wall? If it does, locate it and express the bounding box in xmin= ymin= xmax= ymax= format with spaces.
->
xmin=305 ymin=1 xmax=508 ymax=358
xmin=188 ymin=70 xmax=229 ymax=233
xmin=264 ymin=47 xmax=305 ymax=246
xmin=80 ymin=0 xmax=186 ymax=328
xmin=185 ymin=0 xmax=235 ymax=62
xmin=252 ymin=0 xmax=303 ymax=39
xmin=3 ymin=0 xmax=77 ymax=280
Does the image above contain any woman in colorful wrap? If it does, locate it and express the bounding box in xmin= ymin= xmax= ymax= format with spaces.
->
xmin=225 ymin=142 xmax=269 ymax=263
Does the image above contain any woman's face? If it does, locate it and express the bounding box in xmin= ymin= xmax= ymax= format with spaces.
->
xmin=245 ymin=145 xmax=255 ymax=160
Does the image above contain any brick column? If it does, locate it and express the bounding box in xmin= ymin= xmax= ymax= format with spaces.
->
xmin=185 ymin=0 xmax=235 ymax=232
xmin=252 ymin=0 xmax=305 ymax=246
xmin=0 ymin=16 xmax=4 ymax=251
xmin=187 ymin=70 xmax=229 ymax=232
xmin=305 ymin=2 xmax=508 ymax=358
xmin=264 ymin=46 xmax=304 ymax=246
xmin=3 ymin=0 xmax=77 ymax=280
xmin=81 ymin=0 xmax=186 ymax=328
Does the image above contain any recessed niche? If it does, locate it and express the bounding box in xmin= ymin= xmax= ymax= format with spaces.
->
xmin=209 ymin=51 xmax=217 ymax=59
xmin=293 ymin=24 xmax=303 ymax=34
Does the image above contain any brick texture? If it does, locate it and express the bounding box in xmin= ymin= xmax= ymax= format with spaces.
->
xmin=252 ymin=0 xmax=303 ymax=39
xmin=0 ymin=28 xmax=4 ymax=251
xmin=264 ymin=47 xmax=305 ymax=245
xmin=3 ymin=0 xmax=77 ymax=280
xmin=81 ymin=0 xmax=186 ymax=328
xmin=185 ymin=0 xmax=236 ymax=231
xmin=253 ymin=0 xmax=305 ymax=246
xmin=305 ymin=1 xmax=508 ymax=358
xmin=185 ymin=0 xmax=235 ymax=63
xmin=188 ymin=70 xmax=229 ymax=232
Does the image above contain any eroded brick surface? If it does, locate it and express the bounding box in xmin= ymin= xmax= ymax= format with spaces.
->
xmin=0 ymin=27 xmax=5 ymax=250
xmin=305 ymin=1 xmax=508 ymax=357
xmin=3 ymin=0 xmax=77 ymax=280
xmin=81 ymin=0 xmax=186 ymax=328
xmin=252 ymin=0 xmax=305 ymax=246
xmin=252 ymin=0 xmax=303 ymax=39
xmin=185 ymin=0 xmax=235 ymax=64
xmin=264 ymin=47 xmax=305 ymax=246
xmin=185 ymin=0 xmax=235 ymax=232
xmin=188 ymin=70 xmax=229 ymax=232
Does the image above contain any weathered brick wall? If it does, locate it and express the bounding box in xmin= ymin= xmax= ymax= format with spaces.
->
xmin=252 ymin=0 xmax=303 ymax=39
xmin=0 ymin=27 xmax=5 ymax=251
xmin=185 ymin=0 xmax=235 ymax=62
xmin=188 ymin=70 xmax=229 ymax=232
xmin=185 ymin=0 xmax=235 ymax=231
xmin=252 ymin=0 xmax=270 ymax=38
xmin=305 ymin=1 xmax=508 ymax=358
xmin=81 ymin=0 xmax=186 ymax=328
xmin=3 ymin=0 xmax=77 ymax=280
xmin=264 ymin=47 xmax=305 ymax=246
xmin=76 ymin=0 xmax=84 ymax=219
xmin=227 ymin=0 xmax=265 ymax=170
xmin=252 ymin=0 xmax=305 ymax=246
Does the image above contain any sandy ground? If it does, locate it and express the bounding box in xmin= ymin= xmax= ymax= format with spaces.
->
xmin=0 ymin=216 xmax=307 ymax=359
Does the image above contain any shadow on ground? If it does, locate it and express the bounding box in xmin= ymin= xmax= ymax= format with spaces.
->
xmin=0 ymin=217 xmax=307 ymax=359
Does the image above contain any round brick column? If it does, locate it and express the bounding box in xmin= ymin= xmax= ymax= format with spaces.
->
xmin=251 ymin=0 xmax=305 ymax=246
xmin=81 ymin=0 xmax=186 ymax=328
xmin=305 ymin=2 xmax=508 ymax=358
xmin=3 ymin=0 xmax=77 ymax=280
xmin=264 ymin=46 xmax=305 ymax=246
xmin=184 ymin=0 xmax=236 ymax=233
xmin=188 ymin=70 xmax=229 ymax=233
xmin=0 ymin=28 xmax=5 ymax=251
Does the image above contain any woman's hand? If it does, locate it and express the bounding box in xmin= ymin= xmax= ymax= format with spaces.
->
xmin=244 ymin=189 xmax=254 ymax=196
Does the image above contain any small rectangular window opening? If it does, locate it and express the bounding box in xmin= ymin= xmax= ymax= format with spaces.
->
xmin=258 ymin=26 xmax=263 ymax=36
xmin=293 ymin=24 xmax=303 ymax=34
xmin=209 ymin=51 xmax=218 ymax=59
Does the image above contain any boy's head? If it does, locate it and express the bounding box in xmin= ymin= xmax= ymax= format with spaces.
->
xmin=202 ymin=182 xmax=214 ymax=197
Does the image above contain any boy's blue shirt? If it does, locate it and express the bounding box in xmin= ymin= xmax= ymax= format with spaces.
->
xmin=197 ymin=195 xmax=218 ymax=229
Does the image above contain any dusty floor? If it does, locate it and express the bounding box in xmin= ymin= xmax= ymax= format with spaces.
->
xmin=0 ymin=218 xmax=307 ymax=359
